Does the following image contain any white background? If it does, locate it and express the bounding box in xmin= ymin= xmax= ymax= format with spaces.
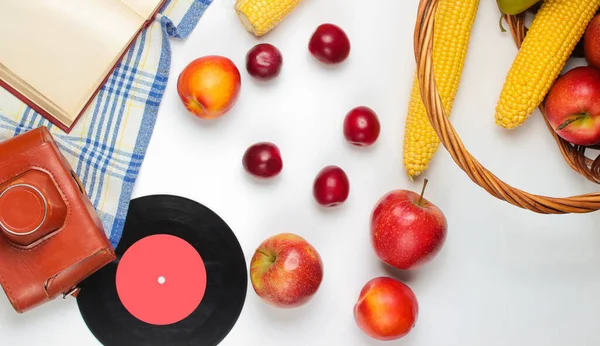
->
xmin=3 ymin=0 xmax=600 ymax=345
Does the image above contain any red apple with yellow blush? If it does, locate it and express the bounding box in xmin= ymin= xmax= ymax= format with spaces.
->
xmin=250 ymin=233 xmax=323 ymax=308
xmin=370 ymin=180 xmax=447 ymax=270
xmin=545 ymin=66 xmax=600 ymax=146
xmin=177 ymin=55 xmax=241 ymax=120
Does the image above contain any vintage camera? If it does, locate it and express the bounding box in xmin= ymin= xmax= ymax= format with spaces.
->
xmin=0 ymin=126 xmax=115 ymax=313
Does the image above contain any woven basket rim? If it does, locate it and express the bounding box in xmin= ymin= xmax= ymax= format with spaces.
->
xmin=413 ymin=0 xmax=600 ymax=214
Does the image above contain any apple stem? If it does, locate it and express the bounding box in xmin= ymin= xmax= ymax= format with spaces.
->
xmin=257 ymin=249 xmax=277 ymax=263
xmin=418 ymin=179 xmax=429 ymax=207
xmin=556 ymin=113 xmax=587 ymax=131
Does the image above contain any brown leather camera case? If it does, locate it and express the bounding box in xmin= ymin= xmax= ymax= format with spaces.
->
xmin=0 ymin=126 xmax=116 ymax=313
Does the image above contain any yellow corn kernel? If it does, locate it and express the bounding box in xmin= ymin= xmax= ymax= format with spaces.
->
xmin=234 ymin=0 xmax=302 ymax=36
xmin=403 ymin=0 xmax=480 ymax=179
xmin=495 ymin=0 xmax=600 ymax=129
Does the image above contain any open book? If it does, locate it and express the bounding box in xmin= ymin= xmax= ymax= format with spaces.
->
xmin=0 ymin=0 xmax=165 ymax=133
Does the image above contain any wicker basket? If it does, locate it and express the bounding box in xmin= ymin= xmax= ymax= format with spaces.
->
xmin=413 ymin=0 xmax=600 ymax=214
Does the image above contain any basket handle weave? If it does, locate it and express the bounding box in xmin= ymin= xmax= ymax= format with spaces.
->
xmin=414 ymin=0 xmax=600 ymax=214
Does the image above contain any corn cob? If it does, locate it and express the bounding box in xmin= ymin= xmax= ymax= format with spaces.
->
xmin=495 ymin=0 xmax=600 ymax=129
xmin=234 ymin=0 xmax=302 ymax=37
xmin=403 ymin=0 xmax=480 ymax=179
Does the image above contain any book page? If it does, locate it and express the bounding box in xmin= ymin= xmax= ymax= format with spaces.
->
xmin=119 ymin=0 xmax=164 ymax=20
xmin=0 ymin=0 xmax=144 ymax=121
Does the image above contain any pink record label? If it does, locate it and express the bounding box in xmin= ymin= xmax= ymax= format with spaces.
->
xmin=115 ymin=234 xmax=207 ymax=325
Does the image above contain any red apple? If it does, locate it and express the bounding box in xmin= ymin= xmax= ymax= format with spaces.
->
xmin=177 ymin=55 xmax=241 ymax=120
xmin=250 ymin=233 xmax=323 ymax=308
xmin=584 ymin=13 xmax=600 ymax=69
xmin=370 ymin=180 xmax=447 ymax=270
xmin=353 ymin=277 xmax=418 ymax=341
xmin=545 ymin=66 xmax=600 ymax=146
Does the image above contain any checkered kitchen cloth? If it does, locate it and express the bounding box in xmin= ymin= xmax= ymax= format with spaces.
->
xmin=0 ymin=0 xmax=214 ymax=248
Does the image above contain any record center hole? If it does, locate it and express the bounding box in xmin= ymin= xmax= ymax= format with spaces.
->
xmin=158 ymin=276 xmax=166 ymax=285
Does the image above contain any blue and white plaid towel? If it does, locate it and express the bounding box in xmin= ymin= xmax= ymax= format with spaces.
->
xmin=0 ymin=0 xmax=213 ymax=249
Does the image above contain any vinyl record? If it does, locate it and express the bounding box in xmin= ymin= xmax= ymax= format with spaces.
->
xmin=76 ymin=195 xmax=247 ymax=346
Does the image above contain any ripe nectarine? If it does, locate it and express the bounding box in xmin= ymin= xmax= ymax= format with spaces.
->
xmin=177 ymin=56 xmax=241 ymax=120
